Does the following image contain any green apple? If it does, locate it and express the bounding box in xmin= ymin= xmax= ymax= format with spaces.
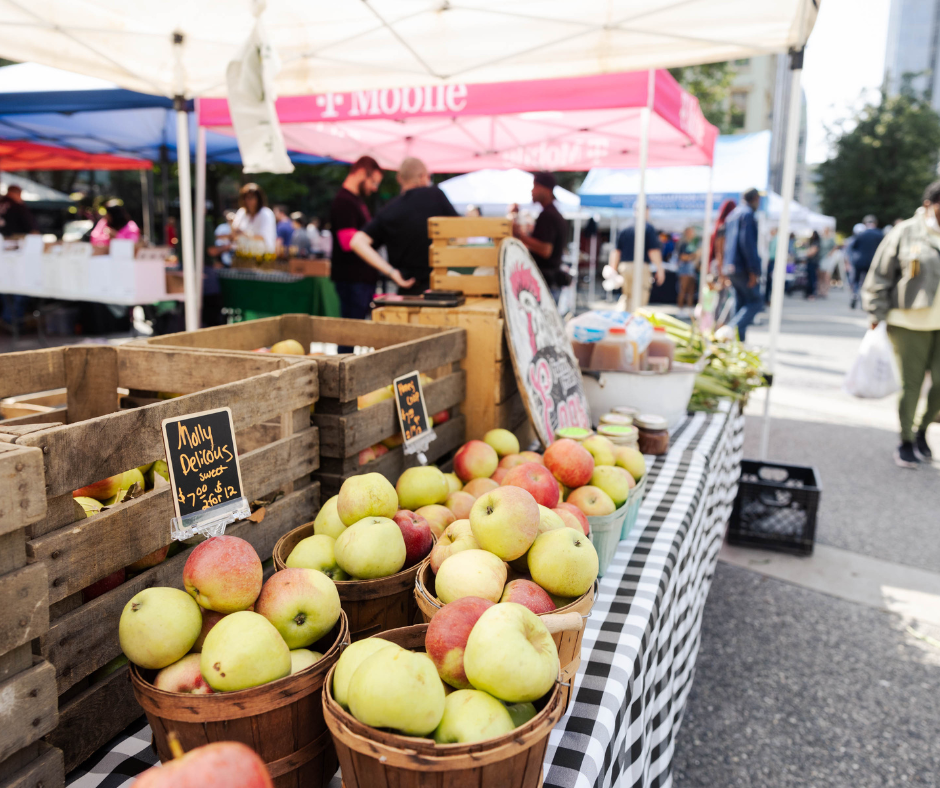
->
xmin=396 ymin=466 xmax=449 ymax=510
xmin=469 ymin=486 xmax=540 ymax=561
xmin=527 ymin=527 xmax=599 ymax=598
xmin=464 ymin=603 xmax=559 ymax=703
xmin=200 ymin=611 xmax=291 ymax=691
xmin=271 ymin=338 xmax=305 ymax=355
xmin=74 ymin=496 xmax=103 ymax=517
xmin=433 ymin=689 xmax=515 ymax=743
xmin=119 ymin=587 xmax=202 ymax=670
xmin=429 ymin=519 xmax=479 ymax=573
xmin=615 ymin=446 xmax=647 ymax=482
xmin=332 ymin=637 xmax=399 ymax=709
xmin=509 ymin=505 xmax=565 ymax=573
xmin=313 ymin=495 xmax=348 ymax=540
xmin=435 ymin=549 xmax=507 ymax=604
xmin=255 ymin=567 xmax=341 ymax=648
xmin=336 ymin=473 xmax=398 ymax=525
xmin=505 ymin=701 xmax=538 ymax=728
xmin=483 ymin=428 xmax=520 ymax=458
xmin=152 ymin=460 xmax=169 ymax=484
xmin=443 ymin=473 xmax=463 ymax=495
xmin=590 ymin=465 xmax=634 ymax=507
xmin=582 ymin=435 xmax=616 ymax=467
xmin=286 ymin=534 xmax=349 ymax=580
xmin=289 ymin=649 xmax=323 ymax=674
xmin=347 ymin=647 xmax=445 ymax=736
xmin=120 ymin=468 xmax=145 ymax=492
xmin=334 ymin=516 xmax=406 ymax=579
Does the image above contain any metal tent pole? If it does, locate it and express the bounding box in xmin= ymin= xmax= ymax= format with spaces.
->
xmin=570 ymin=214 xmax=582 ymax=314
xmin=139 ymin=169 xmax=152 ymax=243
xmin=173 ymin=33 xmax=198 ymax=333
xmin=632 ymin=69 xmax=655 ymax=312
xmin=699 ymin=166 xmax=714 ymax=309
xmin=759 ymin=49 xmax=804 ymax=459
xmin=195 ymin=124 xmax=207 ymax=323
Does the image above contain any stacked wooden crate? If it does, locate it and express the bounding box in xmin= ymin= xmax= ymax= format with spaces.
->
xmin=143 ymin=315 xmax=469 ymax=497
xmin=0 ymin=442 xmax=62 ymax=788
xmin=427 ymin=217 xmax=508 ymax=296
xmin=0 ymin=345 xmax=320 ymax=773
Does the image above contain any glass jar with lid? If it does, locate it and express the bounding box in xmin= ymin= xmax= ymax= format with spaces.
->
xmin=635 ymin=414 xmax=670 ymax=455
xmin=611 ymin=405 xmax=640 ymax=420
xmin=597 ymin=424 xmax=639 ymax=449
xmin=599 ymin=412 xmax=634 ymax=428
xmin=555 ymin=426 xmax=595 ymax=442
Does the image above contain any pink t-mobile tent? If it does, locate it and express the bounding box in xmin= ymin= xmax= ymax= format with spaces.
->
xmin=197 ymin=69 xmax=718 ymax=173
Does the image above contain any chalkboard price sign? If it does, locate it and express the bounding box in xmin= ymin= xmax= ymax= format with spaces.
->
xmin=393 ymin=371 xmax=433 ymax=448
xmin=161 ymin=407 xmax=246 ymax=522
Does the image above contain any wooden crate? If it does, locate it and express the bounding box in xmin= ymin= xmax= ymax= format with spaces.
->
xmin=0 ymin=346 xmax=320 ymax=773
xmin=141 ymin=315 xmax=468 ymax=496
xmin=0 ymin=441 xmax=63 ymax=787
xmin=373 ymin=298 xmax=532 ymax=444
xmin=427 ymin=217 xmax=509 ymax=296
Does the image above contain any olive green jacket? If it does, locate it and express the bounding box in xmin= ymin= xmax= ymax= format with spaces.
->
xmin=863 ymin=209 xmax=940 ymax=323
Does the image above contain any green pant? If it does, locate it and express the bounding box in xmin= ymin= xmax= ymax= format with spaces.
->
xmin=887 ymin=325 xmax=940 ymax=441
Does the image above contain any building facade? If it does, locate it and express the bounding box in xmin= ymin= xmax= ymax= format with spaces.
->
xmin=884 ymin=0 xmax=940 ymax=107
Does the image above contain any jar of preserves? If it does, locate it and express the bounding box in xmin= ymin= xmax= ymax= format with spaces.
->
xmin=598 ymin=424 xmax=639 ymax=449
xmin=599 ymin=413 xmax=634 ymax=427
xmin=611 ymin=405 xmax=640 ymax=420
xmin=635 ymin=414 xmax=670 ymax=455
xmin=555 ymin=426 xmax=594 ymax=442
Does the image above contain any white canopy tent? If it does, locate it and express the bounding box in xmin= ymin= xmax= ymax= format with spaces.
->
xmin=439 ymin=169 xmax=580 ymax=217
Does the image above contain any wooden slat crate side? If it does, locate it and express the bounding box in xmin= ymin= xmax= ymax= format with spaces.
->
xmin=428 ymin=217 xmax=511 ymax=240
xmin=0 ymin=646 xmax=33 ymax=684
xmin=0 ymin=410 xmax=67 ymax=429
xmin=495 ymin=358 xmax=518 ymax=404
xmin=0 ymin=444 xmax=46 ymax=537
xmin=29 ymin=428 xmax=320 ymax=605
xmin=0 ymin=742 xmax=64 ymax=788
xmin=41 ymin=483 xmax=318 ymax=696
xmin=429 ymin=244 xmax=499 ymax=268
xmin=0 ymin=350 xmax=66 ymax=401
xmin=11 ymin=363 xmax=317 ymax=498
xmin=0 ymin=563 xmax=49 ymax=654
xmin=429 ymin=270 xmax=500 ymax=296
xmin=496 ymin=391 xmax=527 ymax=432
xmin=314 ymin=370 xmax=465 ymax=459
xmin=0 ymin=659 xmax=58 ymax=763
xmin=1 ymin=391 xmax=67 ymax=409
xmin=142 ymin=316 xmax=286 ymax=351
xmin=64 ymin=347 xmax=120 ymax=424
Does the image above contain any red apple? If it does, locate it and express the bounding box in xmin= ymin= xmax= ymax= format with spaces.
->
xmin=392 ymin=509 xmax=434 ymax=567
xmin=82 ymin=568 xmax=125 ymax=603
xmin=132 ymin=741 xmax=272 ymax=788
xmin=453 ymin=440 xmax=499 ymax=482
xmin=544 ymin=439 xmax=595 ymax=489
xmin=415 ymin=504 xmax=456 ymax=538
xmin=430 ymin=520 xmax=479 ymax=573
xmin=554 ymin=503 xmax=590 ymax=536
xmin=126 ymin=545 xmax=170 ymax=573
xmin=445 ymin=490 xmax=476 ymax=519
xmin=431 ymin=409 xmax=451 ymax=425
xmin=183 ymin=535 xmax=263 ymax=613
xmin=519 ymin=451 xmax=545 ymax=465
xmin=501 ymin=462 xmax=560 ymax=508
xmin=462 ymin=477 xmax=499 ymax=498
xmin=425 ymin=597 xmax=494 ymax=689
xmin=192 ymin=608 xmax=225 ymax=652
xmin=72 ymin=474 xmax=123 ymax=502
xmin=490 ymin=467 xmax=509 ymax=484
xmin=500 ymin=579 xmax=556 ymax=614
xmin=497 ymin=453 xmax=527 ymax=470
xmin=372 ymin=443 xmax=389 ymax=457
xmin=358 ymin=447 xmax=376 ymax=466
xmin=154 ymin=653 xmax=213 ymax=694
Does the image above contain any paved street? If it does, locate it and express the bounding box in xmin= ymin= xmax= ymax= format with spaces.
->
xmin=674 ymin=287 xmax=940 ymax=786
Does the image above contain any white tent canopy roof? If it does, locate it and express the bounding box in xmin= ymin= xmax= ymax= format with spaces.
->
xmin=439 ymin=168 xmax=580 ymax=217
xmin=0 ymin=1 xmax=818 ymax=98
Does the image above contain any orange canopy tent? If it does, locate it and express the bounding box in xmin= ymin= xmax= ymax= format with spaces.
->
xmin=0 ymin=139 xmax=150 ymax=170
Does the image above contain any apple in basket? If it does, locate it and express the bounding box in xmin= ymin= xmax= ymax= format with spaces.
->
xmin=615 ymin=446 xmax=647 ymax=482
xmin=519 ymin=450 xmax=545 ymax=465
xmin=462 ymin=477 xmax=499 ymax=497
xmin=396 ymin=466 xmax=449 ymax=510
xmin=183 ymin=535 xmax=263 ymax=614
xmin=483 ymin=428 xmax=520 ymax=458
xmin=153 ymin=654 xmax=212 ymax=695
xmin=131 ymin=741 xmax=273 ymax=788
xmin=591 ymin=465 xmax=635 ymax=508
xmin=528 ymin=527 xmax=599 ymax=599
xmin=290 ymin=649 xmax=323 ymax=674
xmin=443 ymin=472 xmax=463 ymax=495
xmin=566 ymin=485 xmax=616 ymax=517
xmin=453 ymin=440 xmax=499 ymax=481
xmin=72 ymin=474 xmax=123 ymax=502
xmin=554 ymin=503 xmax=590 ymax=536
xmin=433 ymin=689 xmax=515 ymax=744
xmin=255 ymin=568 xmax=341 ymax=649
xmin=313 ymin=495 xmax=347 ymax=540
xmin=392 ymin=509 xmax=434 ymax=566
xmin=500 ymin=579 xmax=556 ymax=615
xmin=501 ymin=462 xmax=560 ymax=508
xmin=463 ymin=603 xmax=559 ymax=703
xmin=445 ymin=490 xmax=476 ymax=519
xmin=544 ymin=438 xmax=595 ymax=489
xmin=425 ymin=596 xmax=494 ymax=689
xmin=119 ymin=587 xmax=202 ymax=670
xmin=200 ymin=611 xmax=291 ymax=692
xmin=497 ymin=453 xmax=528 ymax=471
xmin=334 ymin=516 xmax=406 ymax=579
xmin=336 ymin=473 xmax=398 ymax=525
xmin=508 ymin=505 xmax=565 ymax=573
xmin=415 ymin=504 xmax=456 ymax=538
xmin=429 ymin=519 xmax=479 ymax=573
xmin=469 ymin=485 xmax=539 ymax=561
xmin=332 ymin=638 xmax=400 ymax=709
xmin=286 ymin=534 xmax=349 ymax=581
xmin=435 ymin=549 xmax=507 ymax=604
xmin=582 ymin=435 xmax=617 ymax=467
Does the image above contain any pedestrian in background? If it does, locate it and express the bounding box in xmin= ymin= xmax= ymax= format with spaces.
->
xmin=231 ymin=183 xmax=277 ymax=254
xmin=863 ymin=180 xmax=940 ymax=468
xmin=846 ymin=214 xmax=883 ymax=309
xmin=804 ymin=230 xmax=821 ymax=300
xmin=609 ymin=205 xmax=665 ymax=307
xmin=723 ymin=188 xmax=764 ymax=341
xmin=273 ymin=205 xmax=294 ymax=255
xmin=676 ymin=226 xmax=699 ymax=314
xmin=513 ymin=172 xmax=570 ymax=303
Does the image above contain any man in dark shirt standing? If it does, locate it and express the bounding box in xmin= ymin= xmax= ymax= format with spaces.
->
xmin=846 ymin=214 xmax=884 ymax=309
xmin=609 ymin=207 xmax=665 ymax=308
xmin=350 ymin=157 xmax=458 ymax=295
xmin=513 ymin=172 xmax=569 ymax=302
xmin=0 ymin=185 xmax=37 ymax=237
xmin=723 ymin=188 xmax=763 ymax=341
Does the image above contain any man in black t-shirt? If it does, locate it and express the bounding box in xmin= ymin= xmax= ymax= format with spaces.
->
xmin=609 ymin=207 xmax=665 ymax=307
xmin=350 ymin=158 xmax=458 ymax=295
xmin=513 ymin=172 xmax=569 ymax=303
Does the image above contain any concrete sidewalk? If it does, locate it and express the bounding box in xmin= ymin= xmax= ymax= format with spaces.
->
xmin=673 ymin=288 xmax=940 ymax=787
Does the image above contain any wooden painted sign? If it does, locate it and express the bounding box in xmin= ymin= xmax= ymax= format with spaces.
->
xmin=393 ymin=370 xmax=433 ymax=449
xmin=161 ymin=407 xmax=245 ymax=521
xmin=499 ymin=238 xmax=591 ymax=447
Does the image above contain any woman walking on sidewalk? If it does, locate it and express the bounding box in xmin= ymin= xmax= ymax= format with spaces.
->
xmin=863 ymin=179 xmax=940 ymax=468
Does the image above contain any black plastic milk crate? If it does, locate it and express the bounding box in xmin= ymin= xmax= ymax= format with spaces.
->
xmin=728 ymin=460 xmax=821 ymax=555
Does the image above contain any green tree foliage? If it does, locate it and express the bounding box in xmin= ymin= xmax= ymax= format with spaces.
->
xmin=669 ymin=63 xmax=736 ymax=133
xmin=818 ymin=93 xmax=940 ymax=233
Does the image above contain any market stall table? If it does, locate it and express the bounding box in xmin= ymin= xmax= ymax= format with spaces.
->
xmin=65 ymin=403 xmax=743 ymax=788
xmin=217 ymin=268 xmax=341 ymax=320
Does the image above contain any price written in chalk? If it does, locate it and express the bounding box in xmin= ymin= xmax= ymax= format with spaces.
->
xmin=393 ymin=371 xmax=432 ymax=444
xmin=161 ymin=408 xmax=246 ymax=520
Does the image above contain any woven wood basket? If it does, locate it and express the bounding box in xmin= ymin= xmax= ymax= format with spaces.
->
xmin=130 ymin=612 xmax=349 ymax=788
xmin=322 ymin=623 xmax=564 ymax=788
xmin=414 ymin=558 xmax=595 ymax=711
xmin=274 ymin=522 xmax=427 ymax=641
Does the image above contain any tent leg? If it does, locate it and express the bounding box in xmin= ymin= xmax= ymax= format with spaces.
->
xmin=608 ymin=215 xmax=618 ymax=303
xmin=632 ymin=70 xmax=655 ymax=313
xmin=699 ymin=166 xmax=714 ymax=311
xmin=759 ymin=50 xmax=804 ymax=460
xmin=140 ymin=169 xmax=152 ymax=244
xmin=570 ymin=215 xmax=582 ymax=315
xmin=160 ymin=143 xmax=169 ymax=243
xmin=588 ymin=231 xmax=597 ymax=305
xmin=195 ymin=125 xmax=207 ymax=321
xmin=176 ymin=103 xmax=198 ymax=332
xmin=588 ymin=232 xmax=596 ymax=306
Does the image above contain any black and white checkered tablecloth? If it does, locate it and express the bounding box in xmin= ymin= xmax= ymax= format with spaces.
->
xmin=67 ymin=406 xmax=744 ymax=788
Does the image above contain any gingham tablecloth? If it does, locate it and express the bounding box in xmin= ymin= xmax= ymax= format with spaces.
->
xmin=67 ymin=406 xmax=744 ymax=788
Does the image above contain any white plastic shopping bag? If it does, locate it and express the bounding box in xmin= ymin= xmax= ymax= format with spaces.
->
xmin=843 ymin=322 xmax=901 ymax=399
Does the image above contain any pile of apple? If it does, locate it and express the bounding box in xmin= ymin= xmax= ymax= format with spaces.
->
xmin=119 ymin=534 xmax=341 ymax=694
xmin=331 ymin=598 xmax=559 ymax=743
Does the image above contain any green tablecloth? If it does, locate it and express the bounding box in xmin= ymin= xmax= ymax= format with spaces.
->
xmin=220 ymin=275 xmax=341 ymax=320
